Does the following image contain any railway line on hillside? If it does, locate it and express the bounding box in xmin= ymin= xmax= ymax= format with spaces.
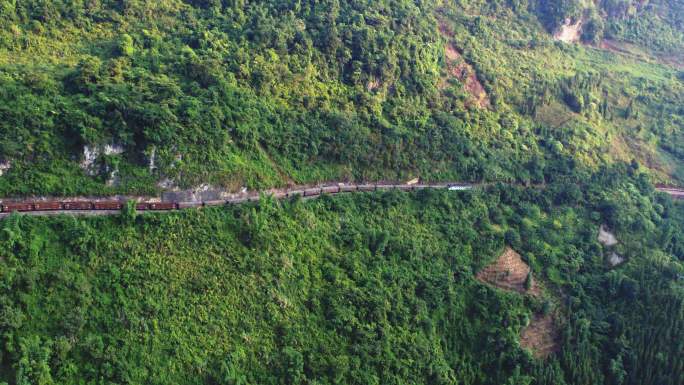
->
xmin=0 ymin=183 xmax=682 ymax=219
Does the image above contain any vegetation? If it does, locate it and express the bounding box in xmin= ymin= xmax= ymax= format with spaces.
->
xmin=1 ymin=1 xmax=683 ymax=384
xmin=530 ymin=0 xmax=683 ymax=50
xmin=1 ymin=168 xmax=683 ymax=384
xmin=0 ymin=0 xmax=681 ymax=196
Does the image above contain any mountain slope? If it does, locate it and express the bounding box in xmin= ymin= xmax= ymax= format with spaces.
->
xmin=1 ymin=174 xmax=683 ymax=384
xmin=0 ymin=0 xmax=681 ymax=196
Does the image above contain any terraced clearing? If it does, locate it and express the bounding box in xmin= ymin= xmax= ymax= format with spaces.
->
xmin=477 ymin=247 xmax=559 ymax=358
xmin=476 ymin=247 xmax=541 ymax=296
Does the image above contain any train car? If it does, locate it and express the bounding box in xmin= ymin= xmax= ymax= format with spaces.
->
xmin=304 ymin=188 xmax=322 ymax=197
xmin=148 ymin=202 xmax=177 ymax=210
xmin=447 ymin=184 xmax=472 ymax=191
xmin=357 ymin=185 xmax=375 ymax=192
xmin=322 ymin=186 xmax=340 ymax=194
xmin=203 ymin=200 xmax=227 ymax=207
xmin=2 ymin=202 xmax=33 ymax=212
xmin=396 ymin=185 xmax=413 ymax=191
xmin=93 ymin=201 xmax=123 ymax=210
xmin=286 ymin=190 xmax=304 ymax=197
xmin=178 ymin=201 xmax=203 ymax=209
xmin=33 ymin=202 xmax=62 ymax=211
xmin=136 ymin=203 xmax=149 ymax=211
xmin=62 ymin=201 xmax=93 ymax=210
xmin=339 ymin=185 xmax=357 ymax=193
xmin=375 ymin=184 xmax=395 ymax=190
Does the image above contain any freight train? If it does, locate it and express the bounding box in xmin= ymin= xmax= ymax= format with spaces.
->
xmin=0 ymin=183 xmax=475 ymax=214
xmin=0 ymin=201 xmax=177 ymax=213
xmin=1 ymin=183 xmax=679 ymax=214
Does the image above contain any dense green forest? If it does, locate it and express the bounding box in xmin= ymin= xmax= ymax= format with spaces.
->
xmin=0 ymin=0 xmax=681 ymax=195
xmin=1 ymin=168 xmax=683 ymax=384
xmin=1 ymin=1 xmax=684 ymax=384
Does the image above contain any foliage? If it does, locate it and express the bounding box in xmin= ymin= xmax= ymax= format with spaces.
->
xmin=0 ymin=170 xmax=683 ymax=384
xmin=0 ymin=2 xmax=683 ymax=384
xmin=0 ymin=0 xmax=681 ymax=196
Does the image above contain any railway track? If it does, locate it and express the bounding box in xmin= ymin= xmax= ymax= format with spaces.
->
xmin=0 ymin=183 xmax=681 ymax=219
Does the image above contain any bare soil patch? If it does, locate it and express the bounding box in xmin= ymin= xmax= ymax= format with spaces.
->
xmin=554 ymin=18 xmax=582 ymax=43
xmin=478 ymin=247 xmax=560 ymax=358
xmin=477 ymin=247 xmax=541 ymax=296
xmin=438 ymin=22 xmax=490 ymax=109
xmin=520 ymin=314 xmax=560 ymax=359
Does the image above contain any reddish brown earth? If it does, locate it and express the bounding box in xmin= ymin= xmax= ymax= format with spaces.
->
xmin=477 ymin=247 xmax=560 ymax=358
xmin=476 ymin=247 xmax=541 ymax=296
xmin=438 ymin=22 xmax=490 ymax=109
xmin=520 ymin=314 xmax=561 ymax=359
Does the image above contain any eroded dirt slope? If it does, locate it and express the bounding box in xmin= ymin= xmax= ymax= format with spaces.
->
xmin=438 ymin=22 xmax=490 ymax=109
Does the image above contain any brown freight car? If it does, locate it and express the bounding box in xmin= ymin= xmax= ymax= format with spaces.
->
xmin=340 ymin=185 xmax=357 ymax=193
xmin=204 ymin=200 xmax=227 ymax=206
xmin=33 ymin=202 xmax=62 ymax=211
xmin=286 ymin=190 xmax=304 ymax=197
xmin=178 ymin=201 xmax=203 ymax=209
xmin=270 ymin=191 xmax=288 ymax=199
xmin=322 ymin=186 xmax=340 ymax=194
xmin=62 ymin=201 xmax=93 ymax=210
xmin=93 ymin=201 xmax=123 ymax=210
xmin=304 ymin=188 xmax=322 ymax=196
xmin=2 ymin=202 xmax=33 ymax=212
xmin=148 ymin=202 xmax=177 ymax=210
xmin=136 ymin=203 xmax=149 ymax=210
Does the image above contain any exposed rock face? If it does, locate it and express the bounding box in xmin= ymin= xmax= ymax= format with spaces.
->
xmin=81 ymin=144 xmax=124 ymax=175
xmin=598 ymin=225 xmax=618 ymax=246
xmin=609 ymin=252 xmax=625 ymax=267
xmin=554 ymin=18 xmax=583 ymax=43
xmin=0 ymin=161 xmax=10 ymax=176
xmin=107 ymin=170 xmax=120 ymax=187
xmin=81 ymin=146 xmax=99 ymax=175
xmin=157 ymin=178 xmax=177 ymax=189
xmin=148 ymin=146 xmax=157 ymax=172
xmin=162 ymin=183 xmax=229 ymax=202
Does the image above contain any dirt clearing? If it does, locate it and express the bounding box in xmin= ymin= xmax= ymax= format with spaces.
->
xmin=477 ymin=247 xmax=560 ymax=358
xmin=476 ymin=247 xmax=540 ymax=296
xmin=554 ymin=18 xmax=582 ymax=43
xmin=438 ymin=22 xmax=490 ymax=109
xmin=520 ymin=314 xmax=560 ymax=359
